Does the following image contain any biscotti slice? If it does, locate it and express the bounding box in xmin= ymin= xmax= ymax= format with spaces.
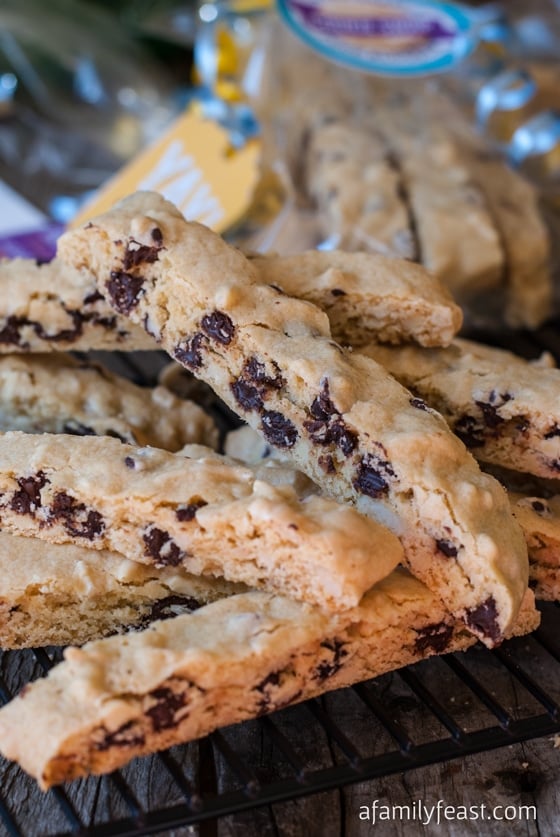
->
xmin=0 ymin=571 xmax=539 ymax=789
xmin=363 ymin=338 xmax=560 ymax=480
xmin=0 ymin=531 xmax=242 ymax=648
xmin=58 ymin=192 xmax=530 ymax=645
xmin=508 ymin=492 xmax=560 ymax=600
xmin=0 ymin=432 xmax=402 ymax=612
xmin=248 ymin=249 xmax=462 ymax=348
xmin=0 ymin=257 xmax=153 ymax=352
xmin=304 ymin=121 xmax=416 ymax=260
xmin=394 ymin=138 xmax=505 ymax=299
xmin=467 ymin=151 xmax=552 ymax=330
xmin=0 ymin=353 xmax=218 ymax=451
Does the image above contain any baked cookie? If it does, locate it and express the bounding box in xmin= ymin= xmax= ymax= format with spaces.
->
xmin=58 ymin=192 xmax=529 ymax=646
xmin=248 ymin=249 xmax=462 ymax=348
xmin=0 ymin=258 xmax=153 ymax=352
xmin=304 ymin=121 xmax=416 ymax=260
xmin=0 ymin=571 xmax=539 ymax=788
xmin=0 ymin=531 xmax=241 ymax=648
xmin=468 ymin=151 xmax=552 ymax=329
xmin=397 ymin=138 xmax=505 ymax=300
xmin=0 ymin=353 xmax=218 ymax=451
xmin=0 ymin=432 xmax=402 ymax=612
xmin=508 ymin=492 xmax=560 ymax=601
xmin=363 ymin=338 xmax=560 ymax=480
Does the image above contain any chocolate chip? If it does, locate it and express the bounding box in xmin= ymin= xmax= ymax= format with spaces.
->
xmin=124 ymin=457 xmax=136 ymax=469
xmin=410 ymin=397 xmax=428 ymax=411
xmin=83 ymin=289 xmax=105 ymax=305
xmin=436 ymin=538 xmax=458 ymax=558
xmin=454 ymin=414 xmax=485 ymax=449
xmin=145 ymin=687 xmax=187 ymax=732
xmin=151 ymin=227 xmax=163 ymax=244
xmin=231 ymin=379 xmax=264 ymax=411
xmin=475 ymin=399 xmax=505 ymax=429
xmin=143 ymin=526 xmax=184 ymax=566
xmin=314 ymin=639 xmax=347 ymax=680
xmin=173 ymin=333 xmax=205 ymax=370
xmin=310 ymin=380 xmax=338 ymax=421
xmin=107 ymin=271 xmax=144 ymax=314
xmin=353 ymin=451 xmax=395 ymax=498
xmin=256 ymin=670 xmax=282 ymax=693
xmin=147 ymin=595 xmax=202 ymax=623
xmin=123 ymin=239 xmax=160 ymax=271
xmin=414 ymin=622 xmax=454 ymax=654
xmin=329 ymin=421 xmax=358 ymax=456
xmin=244 ymin=357 xmax=284 ymax=390
xmin=176 ymin=498 xmax=208 ymax=522
xmin=50 ymin=491 xmax=105 ymax=540
xmin=94 ymin=720 xmax=145 ymax=751
xmin=0 ymin=315 xmax=30 ymax=348
xmin=10 ymin=471 xmax=49 ymax=515
xmin=545 ymin=424 xmax=560 ymax=440
xmin=62 ymin=421 xmax=96 ymax=437
xmin=465 ymin=596 xmax=500 ymax=643
xmin=201 ymin=311 xmax=235 ymax=345
xmin=330 ymin=288 xmax=346 ymax=296
xmin=261 ymin=411 xmax=298 ymax=448
xmin=531 ymin=500 xmax=548 ymax=514
xmin=318 ymin=454 xmax=336 ymax=473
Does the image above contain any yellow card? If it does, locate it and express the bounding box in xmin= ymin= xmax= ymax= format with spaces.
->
xmin=72 ymin=107 xmax=261 ymax=233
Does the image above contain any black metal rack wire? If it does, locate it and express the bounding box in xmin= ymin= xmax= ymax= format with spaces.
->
xmin=1 ymin=330 xmax=560 ymax=836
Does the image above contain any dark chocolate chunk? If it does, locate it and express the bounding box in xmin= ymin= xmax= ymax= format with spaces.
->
xmin=465 ymin=596 xmax=500 ymax=643
xmin=83 ymin=289 xmax=105 ymax=305
xmin=353 ymin=452 xmax=395 ymax=498
xmin=151 ymin=227 xmax=163 ymax=244
xmin=106 ymin=271 xmax=144 ymax=314
xmin=329 ymin=421 xmax=358 ymax=456
xmin=303 ymin=418 xmax=330 ymax=444
xmin=173 ymin=333 xmax=205 ymax=370
xmin=145 ymin=686 xmax=187 ymax=732
xmin=50 ymin=491 xmax=105 ymax=540
xmin=62 ymin=421 xmax=96 ymax=437
xmin=176 ymin=498 xmax=208 ymax=522
xmin=123 ymin=233 xmax=163 ymax=270
xmin=410 ymin=397 xmax=428 ymax=411
xmin=124 ymin=457 xmax=136 ymax=469
xmin=231 ymin=379 xmax=263 ymax=412
xmin=94 ymin=720 xmax=145 ymax=751
xmin=436 ymin=538 xmax=458 ymax=558
xmin=531 ymin=500 xmax=548 ymax=514
xmin=268 ymin=283 xmax=287 ymax=295
xmin=475 ymin=399 xmax=505 ymax=429
xmin=147 ymin=595 xmax=202 ymax=624
xmin=201 ymin=311 xmax=235 ymax=345
xmin=255 ymin=670 xmax=282 ymax=693
xmin=545 ymin=423 xmax=560 ymax=440
xmin=414 ymin=621 xmax=454 ymax=654
xmin=244 ymin=357 xmax=284 ymax=390
xmin=310 ymin=380 xmax=338 ymax=421
xmin=261 ymin=411 xmax=298 ymax=448
xmin=315 ymin=639 xmax=347 ymax=680
xmin=0 ymin=315 xmax=30 ymax=348
xmin=143 ymin=526 xmax=184 ymax=566
xmin=10 ymin=471 xmax=49 ymax=515
xmin=454 ymin=414 xmax=485 ymax=449
xmin=330 ymin=288 xmax=347 ymax=296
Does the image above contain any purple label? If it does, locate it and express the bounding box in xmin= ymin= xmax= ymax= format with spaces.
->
xmin=290 ymin=2 xmax=455 ymax=39
xmin=0 ymin=222 xmax=64 ymax=262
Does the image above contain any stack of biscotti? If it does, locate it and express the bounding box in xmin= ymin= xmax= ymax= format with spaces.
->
xmin=295 ymin=84 xmax=552 ymax=328
xmin=0 ymin=192 xmax=540 ymax=789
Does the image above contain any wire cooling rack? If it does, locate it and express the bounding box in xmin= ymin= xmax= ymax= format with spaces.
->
xmin=1 ymin=330 xmax=560 ymax=837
